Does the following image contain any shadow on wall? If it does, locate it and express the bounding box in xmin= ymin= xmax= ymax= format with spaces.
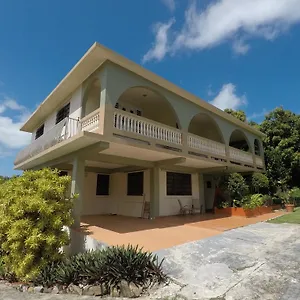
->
xmin=63 ymin=227 xmax=107 ymax=255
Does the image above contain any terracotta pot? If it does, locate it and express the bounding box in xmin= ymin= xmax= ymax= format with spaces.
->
xmin=285 ymin=204 xmax=295 ymax=213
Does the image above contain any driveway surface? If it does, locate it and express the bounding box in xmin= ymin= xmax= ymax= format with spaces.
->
xmin=1 ymin=222 xmax=299 ymax=300
xmin=157 ymin=222 xmax=300 ymax=300
xmin=81 ymin=211 xmax=285 ymax=251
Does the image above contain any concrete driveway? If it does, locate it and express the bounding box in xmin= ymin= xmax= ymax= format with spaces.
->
xmin=157 ymin=222 xmax=300 ymax=300
xmin=1 ymin=222 xmax=299 ymax=300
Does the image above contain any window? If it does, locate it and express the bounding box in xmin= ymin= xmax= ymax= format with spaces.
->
xmin=127 ymin=172 xmax=143 ymax=196
xmin=96 ymin=174 xmax=110 ymax=196
xmin=56 ymin=103 xmax=70 ymax=124
xmin=59 ymin=171 xmax=68 ymax=177
xmin=35 ymin=124 xmax=44 ymax=139
xmin=206 ymin=181 xmax=212 ymax=188
xmin=167 ymin=172 xmax=192 ymax=196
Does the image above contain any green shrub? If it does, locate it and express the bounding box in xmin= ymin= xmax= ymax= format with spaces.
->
xmin=251 ymin=173 xmax=269 ymax=193
xmin=242 ymin=194 xmax=265 ymax=210
xmin=35 ymin=245 xmax=166 ymax=289
xmin=0 ymin=168 xmax=74 ymax=281
xmin=228 ymin=173 xmax=249 ymax=202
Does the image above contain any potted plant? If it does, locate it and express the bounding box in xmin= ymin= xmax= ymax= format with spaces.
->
xmin=288 ymin=187 xmax=300 ymax=212
xmin=277 ymin=190 xmax=294 ymax=212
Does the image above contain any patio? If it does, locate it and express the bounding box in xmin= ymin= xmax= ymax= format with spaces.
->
xmin=80 ymin=211 xmax=285 ymax=251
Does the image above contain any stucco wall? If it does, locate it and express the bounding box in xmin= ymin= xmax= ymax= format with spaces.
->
xmin=104 ymin=62 xmax=262 ymax=151
xmin=81 ymin=169 xmax=203 ymax=218
xmin=159 ymin=170 xmax=200 ymax=216
xmin=81 ymin=171 xmax=150 ymax=218
xmin=31 ymin=86 xmax=83 ymax=140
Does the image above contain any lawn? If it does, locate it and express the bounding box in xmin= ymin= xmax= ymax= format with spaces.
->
xmin=268 ymin=207 xmax=300 ymax=224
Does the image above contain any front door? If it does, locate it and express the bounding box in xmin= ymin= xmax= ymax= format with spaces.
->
xmin=204 ymin=175 xmax=215 ymax=212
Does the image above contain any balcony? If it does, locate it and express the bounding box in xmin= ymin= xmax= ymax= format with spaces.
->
xmin=15 ymin=111 xmax=100 ymax=165
xmin=15 ymin=109 xmax=264 ymax=170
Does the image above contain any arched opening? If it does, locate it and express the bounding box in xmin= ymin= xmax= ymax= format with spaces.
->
xmin=82 ymin=79 xmax=101 ymax=118
xmin=254 ymin=139 xmax=261 ymax=156
xmin=229 ymin=129 xmax=251 ymax=152
xmin=116 ymin=86 xmax=180 ymax=129
xmin=188 ymin=113 xmax=225 ymax=143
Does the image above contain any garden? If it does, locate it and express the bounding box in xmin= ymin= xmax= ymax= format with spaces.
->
xmin=214 ymin=172 xmax=300 ymax=217
xmin=0 ymin=169 xmax=166 ymax=297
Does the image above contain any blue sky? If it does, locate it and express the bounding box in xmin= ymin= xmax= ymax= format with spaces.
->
xmin=1 ymin=0 xmax=300 ymax=176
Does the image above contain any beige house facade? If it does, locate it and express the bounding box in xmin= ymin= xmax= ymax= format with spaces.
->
xmin=15 ymin=43 xmax=265 ymax=227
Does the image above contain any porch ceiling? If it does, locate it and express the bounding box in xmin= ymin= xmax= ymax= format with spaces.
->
xmin=85 ymin=160 xmax=125 ymax=169
xmin=101 ymin=142 xmax=180 ymax=161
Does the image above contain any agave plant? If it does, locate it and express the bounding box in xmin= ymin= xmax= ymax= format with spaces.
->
xmin=34 ymin=245 xmax=166 ymax=289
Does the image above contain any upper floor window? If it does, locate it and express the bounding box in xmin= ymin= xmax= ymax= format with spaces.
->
xmin=35 ymin=124 xmax=44 ymax=140
xmin=56 ymin=103 xmax=70 ymax=124
xmin=96 ymin=174 xmax=110 ymax=196
xmin=127 ymin=172 xmax=144 ymax=196
xmin=167 ymin=172 xmax=192 ymax=196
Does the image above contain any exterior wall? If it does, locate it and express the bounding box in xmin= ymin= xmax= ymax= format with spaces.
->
xmin=81 ymin=169 xmax=202 ymax=218
xmin=104 ymin=62 xmax=261 ymax=153
xmin=81 ymin=171 xmax=150 ymax=218
xmin=27 ymin=62 xmax=263 ymax=161
xmin=158 ymin=170 xmax=200 ymax=217
xmin=31 ymin=86 xmax=83 ymax=140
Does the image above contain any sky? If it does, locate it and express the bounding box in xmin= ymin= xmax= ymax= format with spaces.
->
xmin=1 ymin=0 xmax=300 ymax=176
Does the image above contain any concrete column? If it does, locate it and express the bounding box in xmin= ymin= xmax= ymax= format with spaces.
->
xmin=150 ymin=167 xmax=160 ymax=219
xmin=71 ymin=157 xmax=85 ymax=228
xmin=198 ymin=173 xmax=205 ymax=213
xmin=225 ymin=144 xmax=230 ymax=165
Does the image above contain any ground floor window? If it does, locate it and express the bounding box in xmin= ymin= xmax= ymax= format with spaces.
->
xmin=127 ymin=171 xmax=144 ymax=196
xmin=167 ymin=172 xmax=192 ymax=196
xmin=96 ymin=174 xmax=110 ymax=195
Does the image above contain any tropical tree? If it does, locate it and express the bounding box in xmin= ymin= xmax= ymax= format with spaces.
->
xmin=224 ymin=109 xmax=247 ymax=122
xmin=260 ymin=107 xmax=300 ymax=191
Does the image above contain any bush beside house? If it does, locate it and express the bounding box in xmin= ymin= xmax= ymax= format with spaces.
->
xmin=215 ymin=172 xmax=295 ymax=217
xmin=0 ymin=169 xmax=166 ymax=297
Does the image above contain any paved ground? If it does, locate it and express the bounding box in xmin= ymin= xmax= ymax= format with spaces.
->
xmin=1 ymin=220 xmax=299 ymax=300
xmin=81 ymin=211 xmax=285 ymax=251
xmin=157 ymin=222 xmax=300 ymax=300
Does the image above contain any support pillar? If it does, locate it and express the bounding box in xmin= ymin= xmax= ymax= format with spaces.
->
xmin=70 ymin=157 xmax=85 ymax=228
xmin=150 ymin=167 xmax=160 ymax=219
xmin=198 ymin=173 xmax=205 ymax=213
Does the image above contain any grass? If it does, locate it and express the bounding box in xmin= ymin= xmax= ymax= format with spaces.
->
xmin=268 ymin=207 xmax=300 ymax=224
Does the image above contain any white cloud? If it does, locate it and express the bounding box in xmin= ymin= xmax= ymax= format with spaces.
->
xmin=142 ymin=19 xmax=175 ymax=63
xmin=248 ymin=109 xmax=270 ymax=120
xmin=209 ymin=83 xmax=247 ymax=110
xmin=207 ymin=84 xmax=215 ymax=97
xmin=232 ymin=39 xmax=250 ymax=55
xmin=162 ymin=0 xmax=176 ymax=12
xmin=0 ymin=97 xmax=31 ymax=152
xmin=144 ymin=0 xmax=300 ymax=61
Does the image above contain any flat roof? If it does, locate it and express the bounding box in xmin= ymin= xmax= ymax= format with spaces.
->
xmin=21 ymin=42 xmax=265 ymax=138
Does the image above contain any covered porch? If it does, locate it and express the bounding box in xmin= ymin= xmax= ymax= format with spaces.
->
xmin=79 ymin=212 xmax=285 ymax=251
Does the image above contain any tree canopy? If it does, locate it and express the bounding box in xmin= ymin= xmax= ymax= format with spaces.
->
xmin=224 ymin=109 xmax=247 ymax=122
xmin=224 ymin=107 xmax=300 ymax=192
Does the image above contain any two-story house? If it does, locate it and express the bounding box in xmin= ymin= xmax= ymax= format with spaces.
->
xmin=15 ymin=43 xmax=265 ymax=228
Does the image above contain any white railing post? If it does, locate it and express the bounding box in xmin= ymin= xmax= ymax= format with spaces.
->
xmin=112 ymin=109 xmax=182 ymax=146
xmin=187 ymin=133 xmax=226 ymax=157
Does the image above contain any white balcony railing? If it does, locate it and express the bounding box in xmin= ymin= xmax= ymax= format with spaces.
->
xmin=113 ymin=110 xmax=182 ymax=145
xmin=255 ymin=155 xmax=264 ymax=167
xmin=81 ymin=109 xmax=100 ymax=132
xmin=229 ymin=147 xmax=254 ymax=165
xmin=188 ymin=133 xmax=226 ymax=157
xmin=15 ymin=117 xmax=80 ymax=165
